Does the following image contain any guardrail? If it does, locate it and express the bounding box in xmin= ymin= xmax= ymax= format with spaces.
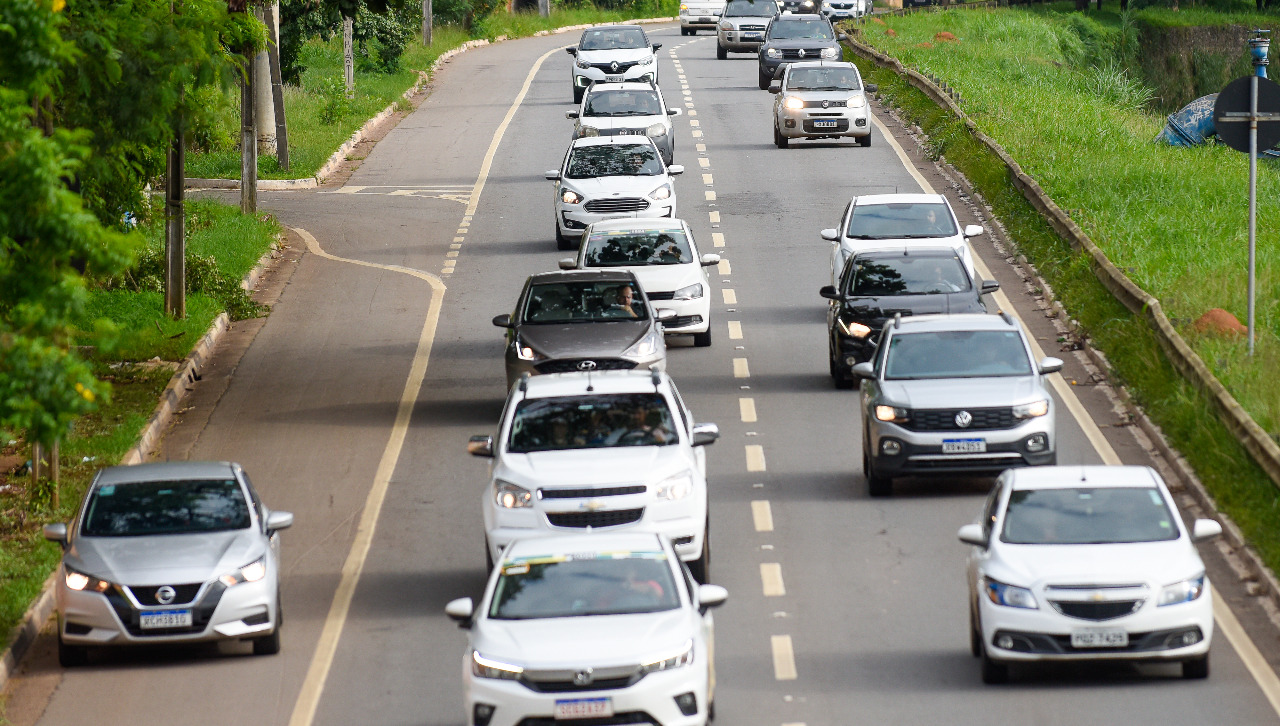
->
xmin=844 ymin=36 xmax=1280 ymax=490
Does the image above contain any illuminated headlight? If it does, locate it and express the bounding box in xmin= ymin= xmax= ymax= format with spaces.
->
xmin=494 ymin=480 xmax=533 ymax=509
xmin=766 ymin=47 xmax=781 ymax=58
xmin=672 ymin=282 xmax=703 ymax=300
xmin=820 ymin=46 xmax=838 ymax=59
xmin=649 ymin=183 xmax=673 ymax=201
xmin=837 ymin=318 xmax=871 ymax=338
xmin=219 ymin=557 xmax=267 ymax=587
xmin=625 ymin=333 xmax=661 ymax=357
xmin=656 ymin=472 xmax=694 ymax=500
xmin=802 ymin=0 xmax=814 ymax=6
xmin=640 ymin=56 xmax=654 ymax=66
xmin=576 ymin=58 xmax=591 ymax=69
xmin=514 ymin=341 xmax=544 ymax=361
xmin=680 ymin=2 xmax=689 ymax=9
xmin=561 ymin=188 xmax=584 ymax=204
xmin=472 ymin=651 xmax=524 ymax=680
xmin=64 ymin=567 xmax=112 ymax=593
xmin=783 ymin=96 xmax=804 ymax=110
xmin=1159 ymin=575 xmax=1206 ymax=606
xmin=822 ymin=0 xmax=832 ymax=7
xmin=639 ymin=640 xmax=694 ymax=673
xmin=579 ymin=125 xmax=600 ymax=137
xmin=1012 ymin=399 xmax=1049 ymax=419
xmin=874 ymin=405 xmax=909 ymax=423
xmin=983 ymin=577 xmax=1038 ymax=609
xmin=646 ymin=122 xmax=668 ymax=136
xmin=848 ymin=94 xmax=866 ymax=108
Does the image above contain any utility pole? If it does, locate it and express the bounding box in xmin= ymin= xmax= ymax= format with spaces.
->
xmin=264 ymin=1 xmax=290 ymax=169
xmin=423 ymin=0 xmax=433 ymax=45
xmin=241 ymin=47 xmax=258 ymax=214
xmin=165 ymin=130 xmax=186 ymax=318
xmin=343 ymin=16 xmax=355 ymax=99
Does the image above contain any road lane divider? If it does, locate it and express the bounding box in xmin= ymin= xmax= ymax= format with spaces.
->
xmin=746 ymin=445 xmax=766 ymax=472
xmin=761 ymin=563 xmax=786 ymax=596
xmin=718 ymin=259 xmax=731 ymax=275
xmin=722 ymin=289 xmax=737 ymax=305
xmin=771 ymin=635 xmax=798 ymax=680
xmin=709 ymin=211 xmax=720 ymax=224
xmin=728 ymin=322 xmax=743 ymax=340
xmin=752 ymin=500 xmax=773 ymax=531
xmin=712 ymin=232 xmax=725 ymax=247
xmin=740 ymin=398 xmax=757 ymax=423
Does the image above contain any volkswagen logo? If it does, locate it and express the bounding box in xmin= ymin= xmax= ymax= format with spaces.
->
xmin=821 ymin=99 xmax=830 ymax=109
xmin=954 ymin=411 xmax=973 ymax=428
xmin=573 ymin=668 xmax=595 ymax=686
xmin=798 ymin=49 xmax=806 ymax=58
xmin=155 ymin=586 xmax=177 ymax=605
xmin=610 ymin=60 xmax=620 ymax=73
xmin=577 ymin=360 xmax=597 ymax=371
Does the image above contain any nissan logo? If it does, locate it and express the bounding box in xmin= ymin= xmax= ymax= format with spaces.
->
xmin=156 ymin=585 xmax=177 ymax=605
xmin=577 ymin=360 xmax=597 ymax=371
xmin=610 ymin=61 xmax=620 ymax=72
xmin=573 ymin=668 xmax=595 ymax=686
xmin=954 ymin=411 xmax=973 ymax=428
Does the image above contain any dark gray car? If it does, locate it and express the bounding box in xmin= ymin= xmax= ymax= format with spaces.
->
xmin=493 ymin=270 xmax=672 ymax=388
xmin=757 ymin=14 xmax=844 ymax=89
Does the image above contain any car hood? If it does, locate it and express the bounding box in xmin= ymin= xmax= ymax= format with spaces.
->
xmin=724 ymin=15 xmax=773 ymax=24
xmin=561 ymin=175 xmax=670 ymax=199
xmin=499 ymin=446 xmax=689 ymax=485
xmin=475 ymin=610 xmax=692 ymax=668
xmin=988 ymin=540 xmax=1202 ymax=589
xmin=879 ymin=376 xmax=1044 ymax=408
xmin=764 ymin=38 xmax=838 ymax=50
xmin=580 ymin=116 xmax=665 ymax=132
xmin=842 ymin=292 xmax=983 ymax=322
xmin=682 ymin=0 xmax=725 ymax=10
xmin=577 ymin=48 xmax=655 ymax=64
xmin=518 ymin=321 xmax=650 ymax=358
xmin=68 ymin=530 xmax=263 ymax=585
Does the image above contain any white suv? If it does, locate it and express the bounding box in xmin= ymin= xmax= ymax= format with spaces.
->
xmin=468 ymin=370 xmax=719 ymax=581
xmin=566 ymin=26 xmax=661 ymax=104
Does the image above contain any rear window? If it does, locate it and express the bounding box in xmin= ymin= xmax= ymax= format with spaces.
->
xmin=509 ymin=393 xmax=677 ymax=452
xmin=82 ymin=479 xmax=251 ymax=536
xmin=846 ymin=202 xmax=957 ymax=239
xmin=584 ymin=227 xmax=693 ymax=266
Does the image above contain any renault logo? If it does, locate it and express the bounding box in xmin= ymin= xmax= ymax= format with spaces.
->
xmin=573 ymin=668 xmax=595 ymax=686
xmin=798 ymin=49 xmax=806 ymax=58
xmin=610 ymin=61 xmax=620 ymax=73
xmin=577 ymin=360 xmax=597 ymax=371
xmin=954 ymin=411 xmax=973 ymax=428
xmin=156 ymin=586 xmax=177 ymax=605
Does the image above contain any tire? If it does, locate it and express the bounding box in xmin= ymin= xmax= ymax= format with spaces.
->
xmin=1182 ymin=653 xmax=1210 ymax=679
xmin=969 ymin=606 xmax=982 ymax=658
xmin=774 ymin=124 xmax=789 ymax=149
xmin=758 ymin=69 xmax=771 ymax=90
xmin=58 ymin=634 xmax=88 ymax=668
xmin=485 ymin=538 xmax=495 ymax=572
xmin=573 ymin=85 xmax=584 ymax=104
xmin=866 ymin=455 xmax=893 ymax=497
xmin=688 ymin=524 xmax=711 ymax=584
xmin=555 ymin=223 xmax=575 ymax=251
xmin=831 ymin=339 xmax=852 ymax=389
xmin=253 ymin=627 xmax=281 ymax=656
xmin=692 ymin=329 xmax=712 ymax=347
xmin=858 ymin=132 xmax=872 ymax=148
xmin=716 ymin=42 xmax=727 ymax=60
xmin=980 ymin=648 xmax=1009 ymax=684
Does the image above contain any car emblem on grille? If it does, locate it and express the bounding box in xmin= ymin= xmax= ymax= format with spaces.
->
xmin=156 ymin=586 xmax=177 ymax=605
xmin=955 ymin=411 xmax=973 ymax=428
xmin=581 ymin=499 xmax=607 ymax=512
xmin=573 ymin=668 xmax=595 ymax=686
xmin=821 ymin=99 xmax=830 ymax=109
xmin=577 ymin=360 xmax=597 ymax=371
xmin=610 ymin=61 xmax=620 ymax=72
xmin=798 ymin=49 xmax=806 ymax=58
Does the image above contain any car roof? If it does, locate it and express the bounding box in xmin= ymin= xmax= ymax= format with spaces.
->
xmin=586 ymin=81 xmax=661 ymax=94
xmin=94 ymin=461 xmax=240 ymax=486
xmin=569 ymin=136 xmax=661 ymax=150
xmin=517 ymin=370 xmax=673 ymax=398
xmin=527 ymin=269 xmax=639 ymax=284
xmin=852 ymin=193 xmax=949 ymax=206
xmin=586 ymin=218 xmax=687 ymax=234
xmin=502 ymin=531 xmax=670 ymax=560
xmin=1004 ymin=466 xmax=1163 ymax=492
xmin=887 ymin=312 xmax=1022 ymax=334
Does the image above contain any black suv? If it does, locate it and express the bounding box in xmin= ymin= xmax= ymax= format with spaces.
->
xmin=757 ymin=14 xmax=844 ymax=89
xmin=819 ymin=247 xmax=999 ymax=388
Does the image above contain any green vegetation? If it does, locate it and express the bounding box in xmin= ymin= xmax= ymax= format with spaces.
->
xmin=847 ymin=5 xmax=1280 ymax=572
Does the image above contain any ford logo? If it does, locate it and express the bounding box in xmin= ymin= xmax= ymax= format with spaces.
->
xmin=954 ymin=411 xmax=973 ymax=428
xmin=156 ymin=585 xmax=177 ymax=605
xmin=577 ymin=360 xmax=597 ymax=371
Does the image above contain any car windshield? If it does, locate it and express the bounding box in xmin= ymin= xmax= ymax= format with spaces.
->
xmin=1001 ymin=488 xmax=1180 ymax=545
xmin=489 ymin=551 xmax=681 ymax=619
xmin=580 ymin=28 xmax=648 ymax=50
xmin=584 ymin=90 xmax=663 ymax=117
xmin=845 ymin=256 xmax=970 ymax=296
xmin=584 ymin=227 xmax=693 ymax=266
xmin=724 ymin=0 xmax=778 ymax=15
xmin=768 ymin=20 xmax=833 ymax=40
xmin=845 ymin=202 xmax=958 ymax=239
xmin=788 ymin=67 xmax=861 ymax=91
xmin=566 ymin=144 xmax=663 ymax=178
xmin=508 ymin=393 xmax=677 ymax=452
xmin=520 ymin=281 xmax=650 ymax=323
xmin=883 ymin=330 xmax=1032 ymax=379
xmin=81 ymin=479 xmax=251 ymax=536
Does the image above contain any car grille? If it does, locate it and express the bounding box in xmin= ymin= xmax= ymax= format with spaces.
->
xmin=827 ymin=2 xmax=854 ymax=7
xmin=740 ymin=23 xmax=767 ymax=30
xmin=524 ymin=675 xmax=639 ymax=693
xmin=546 ymin=507 xmax=645 ymax=528
xmin=106 ymin=581 xmax=227 ymax=637
xmin=803 ymin=99 xmax=847 ymax=108
xmin=991 ymin=628 xmax=1205 ymax=655
xmin=781 ymin=48 xmax=828 ymax=60
xmin=536 ymin=359 xmax=636 ymax=374
xmin=128 ymin=583 xmax=204 ymax=606
xmin=646 ymin=291 xmax=675 ymax=300
xmin=584 ymin=197 xmax=650 ymax=213
xmin=539 ymin=485 xmax=647 ymax=499
xmin=665 ymin=315 xmax=704 ymax=328
xmin=905 ymin=407 xmax=1016 ymax=431
xmin=517 ymin=714 xmax=658 ymax=726
xmin=587 ymin=61 xmax=640 ymax=72
xmin=1049 ymin=600 xmax=1144 ymax=621
xmin=803 ymin=119 xmax=850 ymax=133
xmin=598 ymin=128 xmax=650 ymax=137
xmin=521 ymin=664 xmax=643 ymax=693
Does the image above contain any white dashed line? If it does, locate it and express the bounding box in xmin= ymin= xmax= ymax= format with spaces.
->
xmin=751 ymin=499 xmax=773 ymax=531
xmin=718 ymin=259 xmax=731 ymax=275
xmin=727 ymin=321 xmax=743 ymax=339
xmin=705 ymin=190 xmax=717 ymax=201
xmin=761 ymin=563 xmax=786 ymax=596
xmin=733 ymin=358 xmax=751 ymax=378
xmin=712 ymin=232 xmax=725 ymax=247
xmin=699 ymin=157 xmax=711 ymax=168
xmin=771 ymin=635 xmax=797 ymax=680
xmin=702 ymin=174 xmax=714 ymax=185
xmin=722 ymin=288 xmax=737 ymax=305
xmin=740 ymin=397 xmax=757 ymax=423
xmin=709 ymin=211 xmax=720 ymax=224
xmin=745 ymin=444 xmax=766 ymax=471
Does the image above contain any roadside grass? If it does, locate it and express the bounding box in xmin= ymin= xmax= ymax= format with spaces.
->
xmin=846 ymin=7 xmax=1280 ymax=575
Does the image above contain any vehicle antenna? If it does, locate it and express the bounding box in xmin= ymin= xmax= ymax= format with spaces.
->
xmin=586 ymin=367 xmax=594 ymax=392
xmin=518 ymin=372 xmax=530 ymax=400
xmin=650 ymin=363 xmax=661 ymax=391
xmin=893 ymin=312 xmax=901 ymax=329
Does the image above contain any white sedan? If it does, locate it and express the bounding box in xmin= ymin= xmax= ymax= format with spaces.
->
xmin=446 ymin=532 xmax=727 ymax=726
xmin=959 ymin=465 xmax=1222 ymax=684
xmin=821 ymin=193 xmax=983 ymax=286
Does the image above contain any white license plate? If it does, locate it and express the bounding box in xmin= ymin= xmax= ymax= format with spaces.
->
xmin=700 ymin=16 xmax=716 ymax=21
xmin=1071 ymin=628 xmax=1128 ymax=648
xmin=942 ymin=438 xmax=986 ymax=454
xmin=554 ymin=698 xmax=613 ymax=720
xmin=743 ymin=32 xmax=762 ymax=39
xmin=139 ymin=609 xmax=193 ymax=629
xmin=605 ymin=74 xmax=625 ymax=82
xmin=813 ymin=120 xmax=838 ymax=128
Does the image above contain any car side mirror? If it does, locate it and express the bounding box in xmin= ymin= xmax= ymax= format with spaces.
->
xmin=697 ymin=584 xmax=728 ymax=612
xmin=691 ymin=423 xmax=720 ymax=447
xmin=1038 ymin=357 xmax=1063 ymax=375
xmin=865 ymin=83 xmax=878 ymax=93
xmin=668 ymin=108 xmax=683 ymax=117
xmin=964 ymin=224 xmax=985 ymax=238
xmin=700 ymin=254 xmax=720 ymax=266
xmin=1192 ymin=519 xmax=1223 ymax=542
xmin=768 ymin=81 xmax=781 ymax=93
xmin=42 ymin=523 xmax=68 ymax=547
xmin=819 ymin=285 xmax=840 ymax=300
xmin=559 ymin=258 xmax=578 ymax=270
xmin=468 ymin=435 xmax=494 ymax=458
xmin=265 ymin=510 xmax=294 ymax=532
xmin=445 ymin=597 xmax=475 ymax=629
xmin=655 ymin=308 xmax=677 ymax=322
xmin=492 ymin=314 xmax=513 ymax=328
xmin=545 ymin=170 xmax=561 ymax=181
xmin=837 ymin=32 xmax=848 ymax=40
xmin=851 ymin=362 xmax=874 ymax=379
xmin=820 ymin=228 xmax=839 ymax=243
xmin=957 ymin=523 xmax=987 ymax=547
xmin=652 ymin=43 xmax=663 ymax=50
xmin=980 ymin=279 xmax=1000 ymax=294
xmin=565 ymin=47 xmax=578 ymax=56
xmin=667 ymin=164 xmax=685 ymax=176
xmin=565 ymin=110 xmax=580 ymax=119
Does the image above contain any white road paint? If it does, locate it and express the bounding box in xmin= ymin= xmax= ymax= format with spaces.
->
xmin=751 ymin=499 xmax=773 ymax=531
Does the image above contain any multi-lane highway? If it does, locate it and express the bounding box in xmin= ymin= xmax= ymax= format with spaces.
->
xmin=6 ymin=22 xmax=1280 ymax=726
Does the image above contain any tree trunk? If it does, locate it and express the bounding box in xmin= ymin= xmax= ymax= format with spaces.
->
xmin=343 ymin=17 xmax=355 ymax=99
xmin=165 ymin=126 xmax=186 ymax=319
xmin=241 ymin=49 xmax=257 ymax=214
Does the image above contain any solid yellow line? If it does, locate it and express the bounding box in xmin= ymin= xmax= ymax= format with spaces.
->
xmin=746 ymin=444 xmax=766 ymax=472
xmin=740 ymin=397 xmax=757 ymax=423
xmin=751 ymin=500 xmax=773 ymax=531
xmin=1214 ymin=586 xmax=1280 ymax=716
xmin=761 ymin=563 xmax=786 ymax=596
xmin=771 ymin=635 xmax=797 ymax=680
xmin=718 ymin=259 xmax=732 ymax=275
xmin=722 ymin=288 xmax=737 ymax=305
xmin=733 ymin=357 xmax=750 ymax=377
xmin=728 ymin=321 xmax=743 ymax=340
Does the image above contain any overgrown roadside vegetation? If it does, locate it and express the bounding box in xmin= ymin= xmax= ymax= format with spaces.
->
xmin=842 ymin=3 xmax=1280 ymax=573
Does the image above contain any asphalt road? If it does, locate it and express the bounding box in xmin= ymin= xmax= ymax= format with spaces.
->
xmin=5 ymin=23 xmax=1280 ymax=726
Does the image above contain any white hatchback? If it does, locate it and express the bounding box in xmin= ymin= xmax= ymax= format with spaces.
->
xmin=560 ymin=218 xmax=719 ymax=346
xmin=959 ymin=465 xmax=1222 ymax=683
xmin=446 ymin=532 xmax=726 ymax=726
xmin=566 ymin=25 xmax=661 ymax=104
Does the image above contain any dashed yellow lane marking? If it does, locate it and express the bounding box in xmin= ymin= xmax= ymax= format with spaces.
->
xmin=459 ymin=221 xmax=469 ymax=227
xmin=705 ymin=191 xmax=717 ymax=201
xmin=712 ymin=232 xmax=725 ymax=247
xmin=771 ymin=635 xmax=797 ymax=680
xmin=733 ymin=357 xmax=750 ymax=378
xmin=446 ymin=251 xmax=459 ymax=258
xmin=702 ymin=174 xmax=714 ymax=185
xmin=456 ymin=228 xmax=466 ymax=234
xmin=709 ymin=211 xmax=720 ymax=224
xmin=727 ymin=321 xmax=743 ymax=339
xmin=690 ymin=119 xmax=700 ymax=127
xmin=751 ymin=499 xmax=772 ymax=530
xmin=689 ymin=109 xmax=698 ymax=116
xmin=746 ymin=444 xmax=766 ymax=471
xmin=740 ymin=397 xmax=757 ymax=423
xmin=450 ymin=244 xmax=462 ymax=250
xmin=761 ymin=563 xmax=786 ymax=596
xmin=718 ymin=259 xmax=731 ymax=275
xmin=453 ymin=236 xmax=464 ymax=243
xmin=692 ymin=130 xmax=703 ymax=138
xmin=697 ymin=143 xmax=707 ymax=152
xmin=722 ymin=288 xmax=737 ymax=305
xmin=699 ymin=157 xmax=711 ymax=168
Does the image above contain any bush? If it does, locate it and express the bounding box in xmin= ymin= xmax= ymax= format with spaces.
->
xmin=101 ymin=246 xmax=263 ymax=321
xmin=316 ymin=75 xmax=356 ymax=124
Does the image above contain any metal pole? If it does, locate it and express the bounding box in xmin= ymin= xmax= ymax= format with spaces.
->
xmin=343 ymin=17 xmax=355 ymax=100
xmin=241 ymin=50 xmax=257 ymax=214
xmin=1247 ymin=73 xmax=1257 ymax=356
xmin=165 ymin=130 xmax=186 ymax=319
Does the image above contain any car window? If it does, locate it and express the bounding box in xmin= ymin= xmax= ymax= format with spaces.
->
xmin=883 ymin=330 xmax=1033 ymax=379
xmin=580 ymin=28 xmax=648 ymax=50
xmin=768 ymin=19 xmax=833 ymax=40
xmin=845 ymin=202 xmax=958 ymax=239
xmin=981 ymin=481 xmax=1004 ymax=539
xmin=724 ymin=0 xmax=778 ymax=15
xmin=584 ymin=227 xmax=693 ymax=266
xmin=508 ymin=393 xmax=678 ymax=452
xmin=584 ymin=90 xmax=663 ymax=117
xmin=667 ymin=379 xmax=692 ymax=433
xmin=1000 ymin=487 xmax=1180 ymax=545
xmin=845 ymin=256 xmax=971 ymax=296
xmin=787 ymin=67 xmax=861 ymax=91
xmin=521 ymin=281 xmax=649 ymax=323
xmin=489 ymin=551 xmax=680 ymax=619
xmin=566 ymin=144 xmax=663 ymax=178
xmin=82 ymin=479 xmax=252 ymax=536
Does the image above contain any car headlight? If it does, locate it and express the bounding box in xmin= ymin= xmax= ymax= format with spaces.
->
xmin=802 ymin=0 xmax=815 ymax=6
xmin=848 ymin=94 xmax=866 ymax=108
xmin=639 ymin=640 xmax=694 ymax=673
xmin=783 ymin=96 xmax=804 ymax=110
xmin=820 ymin=46 xmax=838 ymax=59
xmin=561 ymin=188 xmax=584 ymax=204
xmin=672 ymin=282 xmax=703 ymax=300
xmin=219 ymin=557 xmax=267 ymax=587
xmin=640 ymin=56 xmax=654 ymax=66
xmin=649 ymin=183 xmax=673 ymax=201
xmin=1159 ymin=575 xmax=1206 ymax=606
xmin=579 ymin=125 xmax=600 ymax=137
xmin=625 ymin=333 xmax=661 ymax=358
xmin=472 ymin=651 xmax=524 ymax=680
xmin=64 ymin=567 xmax=113 ymax=593
xmin=836 ymin=318 xmax=872 ymax=338
xmin=983 ymin=577 xmax=1038 ymax=609
xmin=514 ymin=340 xmax=545 ymax=361
xmin=822 ymin=1 xmax=832 ymax=7
xmin=1012 ymin=399 xmax=1049 ymax=419
xmin=680 ymin=2 xmax=689 ymax=9
xmin=719 ymin=20 xmax=733 ymax=30
xmin=494 ymin=479 xmax=533 ymax=509
xmin=576 ymin=58 xmax=591 ymax=69
xmin=766 ymin=47 xmax=781 ymax=58
xmin=874 ymin=405 xmax=909 ymax=423
xmin=655 ymin=472 xmax=695 ymax=500
xmin=646 ymin=122 xmax=668 ymax=136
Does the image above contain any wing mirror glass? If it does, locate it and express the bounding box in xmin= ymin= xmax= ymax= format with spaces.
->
xmin=851 ymin=362 xmax=875 ymax=378
xmin=964 ymin=224 xmax=985 ymax=238
xmin=691 ymin=423 xmax=720 ymax=447
xmin=820 ymin=228 xmax=839 ymax=242
xmin=559 ymin=258 xmax=578 ymax=270
xmin=957 ymin=523 xmax=987 ymax=547
xmin=445 ymin=597 xmax=475 ymax=628
xmin=468 ymin=435 xmax=494 ymax=458
xmin=1192 ymin=519 xmax=1223 ymax=542
xmin=1038 ymin=357 xmax=1064 ymax=375
xmin=700 ymin=254 xmax=720 ymax=267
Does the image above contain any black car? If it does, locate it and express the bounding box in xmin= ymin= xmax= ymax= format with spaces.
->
xmin=757 ymin=14 xmax=844 ymax=90
xmin=819 ymin=248 xmax=999 ymax=388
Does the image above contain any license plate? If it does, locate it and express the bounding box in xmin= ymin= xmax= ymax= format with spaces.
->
xmin=554 ymin=698 xmax=613 ymax=720
xmin=942 ymin=438 xmax=986 ymax=453
xmin=139 ymin=609 xmax=192 ymax=629
xmin=743 ymin=32 xmax=762 ymax=39
xmin=700 ymin=16 xmax=716 ymax=21
xmin=1071 ymin=628 xmax=1129 ymax=648
xmin=813 ymin=120 xmax=838 ymax=128
xmin=605 ymin=74 xmax=625 ymax=82
xmin=616 ymin=129 xmax=638 ymax=135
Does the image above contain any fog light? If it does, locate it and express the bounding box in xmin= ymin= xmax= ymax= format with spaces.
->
xmin=1167 ymin=628 xmax=1202 ymax=648
xmin=845 ymin=356 xmax=858 ymax=367
xmin=785 ymin=119 xmax=796 ymax=128
xmin=674 ymin=692 xmax=698 ymax=716
xmin=996 ymin=635 xmax=1014 ymax=650
xmin=473 ymin=703 xmax=496 ymax=726
xmin=1025 ymin=433 xmax=1048 ymax=453
xmin=881 ymin=439 xmax=902 ymax=456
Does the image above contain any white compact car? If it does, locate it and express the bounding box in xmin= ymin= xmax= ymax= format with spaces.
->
xmin=959 ymin=466 xmax=1222 ymax=684
xmin=446 ymin=532 xmax=726 ymax=726
xmin=769 ymin=61 xmax=876 ymax=148
xmin=560 ymin=218 xmax=719 ymax=347
xmin=468 ymin=370 xmax=719 ymax=581
xmin=680 ymin=0 xmax=727 ymax=34
xmin=566 ymin=25 xmax=661 ymax=103
xmin=568 ymin=80 xmax=682 ymax=165
xmin=821 ymin=193 xmax=984 ymax=286
xmin=548 ymin=137 xmax=684 ymax=250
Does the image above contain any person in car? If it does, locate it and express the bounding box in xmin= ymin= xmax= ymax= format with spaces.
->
xmin=610 ymin=284 xmax=639 ymax=318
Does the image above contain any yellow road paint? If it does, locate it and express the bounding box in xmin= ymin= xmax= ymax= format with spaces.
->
xmin=692 ymin=130 xmax=703 ymax=138
xmin=728 ymin=321 xmax=743 ymax=339
xmin=771 ymin=635 xmax=797 ymax=680
xmin=450 ymin=244 xmax=462 ymax=250
xmin=453 ymin=237 xmax=464 ymax=243
xmin=699 ymin=157 xmax=711 ymax=168
xmin=751 ymin=499 xmax=772 ymax=531
xmin=1213 ymin=586 xmax=1280 ymax=716
xmin=456 ymin=228 xmax=466 ymax=234
xmin=446 ymin=250 xmax=459 ymax=258
xmin=697 ymin=143 xmax=707 ymax=152
xmin=722 ymin=288 xmax=737 ymax=305
xmin=690 ymin=119 xmax=700 ymax=127
xmin=761 ymin=563 xmax=786 ymax=596
xmin=718 ymin=259 xmax=731 ymax=275
xmin=712 ymin=232 xmax=725 ymax=247
xmin=705 ymin=191 xmax=717 ymax=201
xmin=702 ymin=174 xmax=714 ymax=185
xmin=746 ymin=444 xmax=766 ymax=471
xmin=709 ymin=211 xmax=720 ymax=224
xmin=740 ymin=397 xmax=757 ymax=423
xmin=733 ymin=358 xmax=750 ymax=378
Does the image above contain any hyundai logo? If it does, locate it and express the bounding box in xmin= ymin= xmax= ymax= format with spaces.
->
xmin=577 ymin=360 xmax=597 ymax=371
xmin=573 ymin=668 xmax=595 ymax=686
xmin=156 ymin=586 xmax=177 ymax=605
xmin=954 ymin=411 xmax=973 ymax=428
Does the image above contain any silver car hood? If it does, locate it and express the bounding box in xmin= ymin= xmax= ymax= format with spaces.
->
xmin=474 ymin=609 xmax=692 ymax=668
xmin=579 ymin=115 xmax=664 ymax=132
xmin=561 ymin=175 xmax=669 ymax=199
xmin=68 ymin=530 xmax=263 ymax=585
xmin=987 ymin=540 xmax=1202 ymax=590
xmin=520 ymin=321 xmax=650 ymax=358
xmin=879 ymin=376 xmax=1045 ymax=409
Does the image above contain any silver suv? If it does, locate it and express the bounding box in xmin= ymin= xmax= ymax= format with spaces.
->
xmin=853 ymin=313 xmax=1061 ymax=497
xmin=568 ymin=80 xmax=681 ymax=165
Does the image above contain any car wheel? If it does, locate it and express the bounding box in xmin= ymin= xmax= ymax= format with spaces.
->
xmin=716 ymin=42 xmax=727 ymax=60
xmin=859 ymin=132 xmax=872 ymax=148
xmin=692 ymin=329 xmax=712 ymax=347
xmin=573 ymin=85 xmax=584 ymax=104
xmin=253 ymin=604 xmax=282 ymax=656
xmin=1182 ymin=653 xmax=1210 ymax=679
xmin=831 ymin=339 xmax=852 ymax=389
xmin=688 ymin=523 xmax=711 ymax=584
xmin=58 ymin=633 xmax=88 ymax=668
xmin=969 ymin=606 xmax=982 ymax=658
xmin=866 ymin=459 xmax=893 ymax=497
xmin=980 ymin=647 xmax=1009 ymax=684
xmin=555 ymin=223 xmax=575 ymax=251
xmin=758 ymin=69 xmax=771 ymax=90
xmin=774 ymin=124 xmax=789 ymax=149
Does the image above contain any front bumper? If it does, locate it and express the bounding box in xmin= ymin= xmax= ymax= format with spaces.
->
xmin=681 ymin=13 xmax=721 ymax=29
xmin=718 ymin=29 xmax=766 ymax=51
xmin=777 ymin=104 xmax=870 ymax=139
xmin=866 ymin=419 xmax=1055 ymax=477
xmin=556 ymin=202 xmax=677 ymax=238
xmin=650 ymin=295 xmax=711 ymax=334
xmin=573 ymin=67 xmax=656 ymax=89
xmin=486 ymin=497 xmax=706 ymax=564
xmin=505 ymin=350 xmax=666 ymax=387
